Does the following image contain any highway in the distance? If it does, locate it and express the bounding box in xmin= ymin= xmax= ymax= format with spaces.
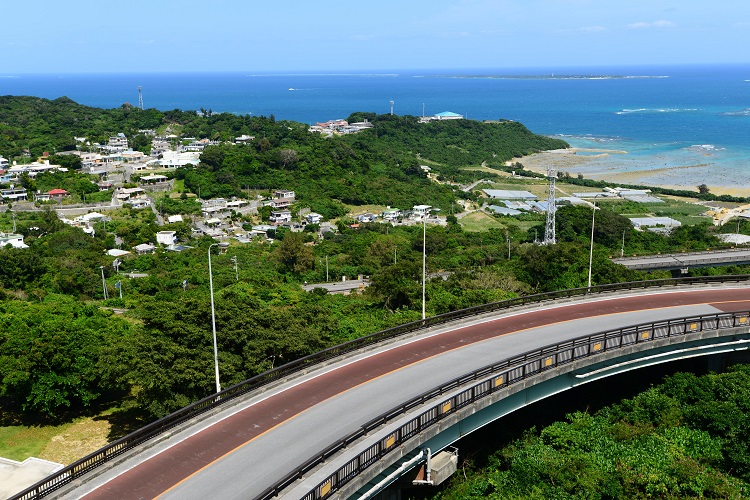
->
xmin=612 ymin=248 xmax=750 ymax=270
xmin=67 ymin=286 xmax=750 ymax=500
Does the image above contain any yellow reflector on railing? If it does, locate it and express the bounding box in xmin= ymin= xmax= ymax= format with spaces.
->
xmin=494 ymin=375 xmax=504 ymax=387
xmin=321 ymin=480 xmax=332 ymax=496
xmin=544 ymin=357 xmax=553 ymax=367
xmin=385 ymin=434 xmax=396 ymax=449
xmin=442 ymin=401 xmax=452 ymax=414
xmin=740 ymin=317 xmax=748 ymax=324
xmin=641 ymin=331 xmax=650 ymax=339
xmin=690 ymin=323 xmax=698 ymax=331
xmin=593 ymin=342 xmax=602 ymax=351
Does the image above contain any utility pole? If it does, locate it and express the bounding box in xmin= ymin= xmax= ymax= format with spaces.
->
xmin=99 ymin=266 xmax=108 ymax=300
xmin=326 ymin=255 xmax=329 ymax=282
xmin=544 ymin=166 xmax=557 ymax=245
xmin=507 ymin=232 xmax=511 ymax=259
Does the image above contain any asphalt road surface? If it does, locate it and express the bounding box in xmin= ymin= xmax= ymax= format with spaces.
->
xmin=68 ymin=287 xmax=750 ymax=500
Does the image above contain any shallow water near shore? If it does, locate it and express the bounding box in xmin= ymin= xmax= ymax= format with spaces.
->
xmin=2 ymin=64 xmax=749 ymax=193
xmin=534 ymin=135 xmax=750 ymax=197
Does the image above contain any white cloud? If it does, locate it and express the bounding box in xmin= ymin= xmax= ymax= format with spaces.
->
xmin=628 ymin=20 xmax=676 ymax=29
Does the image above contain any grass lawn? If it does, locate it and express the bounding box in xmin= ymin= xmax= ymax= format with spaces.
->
xmin=0 ymin=417 xmax=111 ymax=465
xmin=459 ymin=211 xmax=506 ymax=232
xmin=0 ymin=425 xmax=61 ymax=462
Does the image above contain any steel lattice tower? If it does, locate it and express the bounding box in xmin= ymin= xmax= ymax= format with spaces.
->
xmin=544 ymin=166 xmax=557 ymax=245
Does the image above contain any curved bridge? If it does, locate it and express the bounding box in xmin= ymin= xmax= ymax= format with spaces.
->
xmin=14 ymin=278 xmax=750 ymax=500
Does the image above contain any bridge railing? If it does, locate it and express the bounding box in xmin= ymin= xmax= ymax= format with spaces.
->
xmin=11 ymin=275 xmax=750 ymax=500
xmin=291 ymin=310 xmax=750 ymax=500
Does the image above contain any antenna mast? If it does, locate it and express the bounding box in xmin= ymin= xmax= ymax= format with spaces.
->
xmin=543 ymin=166 xmax=557 ymax=245
xmin=137 ymin=86 xmax=144 ymax=110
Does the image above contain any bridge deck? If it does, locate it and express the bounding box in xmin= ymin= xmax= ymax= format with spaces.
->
xmin=67 ymin=287 xmax=750 ymax=500
xmin=612 ymin=248 xmax=750 ymax=270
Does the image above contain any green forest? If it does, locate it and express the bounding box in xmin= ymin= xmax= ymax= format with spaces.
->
xmin=435 ymin=366 xmax=750 ymax=499
xmin=1 ymin=96 xmax=750 ymax=490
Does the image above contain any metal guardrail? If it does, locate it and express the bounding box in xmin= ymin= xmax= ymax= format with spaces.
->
xmin=294 ymin=310 xmax=750 ymax=500
xmin=11 ymin=275 xmax=750 ymax=500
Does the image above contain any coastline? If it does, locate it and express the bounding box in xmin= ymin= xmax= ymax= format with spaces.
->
xmin=511 ymin=148 xmax=750 ymax=198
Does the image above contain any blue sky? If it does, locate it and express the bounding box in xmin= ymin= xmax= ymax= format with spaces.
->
xmin=3 ymin=0 xmax=749 ymax=73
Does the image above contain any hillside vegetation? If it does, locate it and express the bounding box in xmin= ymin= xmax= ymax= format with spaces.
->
xmin=436 ymin=366 xmax=750 ymax=499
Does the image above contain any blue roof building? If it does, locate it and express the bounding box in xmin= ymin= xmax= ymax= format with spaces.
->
xmin=433 ymin=111 xmax=464 ymax=120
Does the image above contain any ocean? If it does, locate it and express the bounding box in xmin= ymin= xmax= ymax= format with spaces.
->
xmin=2 ymin=64 xmax=749 ymax=193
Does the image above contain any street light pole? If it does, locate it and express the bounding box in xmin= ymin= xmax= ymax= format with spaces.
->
xmin=422 ymin=213 xmax=427 ymax=320
xmin=588 ymin=195 xmax=603 ymax=289
xmin=208 ymin=241 xmax=228 ymax=395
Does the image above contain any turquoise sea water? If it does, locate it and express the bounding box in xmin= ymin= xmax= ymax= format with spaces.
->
xmin=1 ymin=64 xmax=749 ymax=190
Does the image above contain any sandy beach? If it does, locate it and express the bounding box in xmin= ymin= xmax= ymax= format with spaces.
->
xmin=511 ymin=148 xmax=750 ymax=198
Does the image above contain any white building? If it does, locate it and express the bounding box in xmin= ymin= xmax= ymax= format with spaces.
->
xmin=270 ymin=210 xmax=292 ymax=224
xmin=381 ymin=208 xmax=402 ymax=221
xmin=106 ymin=134 xmax=129 ymax=152
xmin=7 ymin=160 xmax=63 ymax=178
xmin=156 ymin=231 xmax=177 ymax=246
xmin=412 ymin=205 xmax=432 ymax=218
xmin=0 ymin=232 xmax=28 ymax=248
xmin=116 ymin=187 xmax=145 ymax=201
xmin=306 ymin=213 xmax=322 ymax=224
xmin=156 ymin=151 xmax=201 ymax=169
xmin=126 ymin=198 xmax=151 ymax=209
xmin=235 ymin=135 xmax=255 ymax=144
xmin=0 ymin=187 xmax=28 ymax=202
xmin=273 ymin=190 xmax=295 ymax=200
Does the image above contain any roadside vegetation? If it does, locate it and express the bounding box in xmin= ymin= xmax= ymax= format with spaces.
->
xmin=1 ymin=97 xmax=749 ymax=473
